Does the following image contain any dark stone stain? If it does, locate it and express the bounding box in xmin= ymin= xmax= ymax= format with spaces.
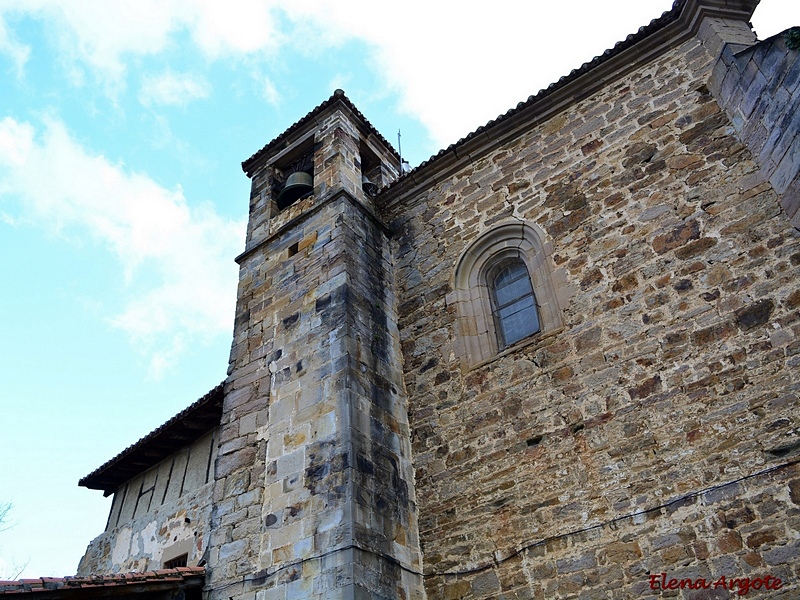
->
xmin=544 ymin=181 xmax=586 ymax=209
xmin=766 ymin=440 xmax=800 ymax=457
xmin=420 ymin=357 xmax=438 ymax=373
xmin=652 ymin=219 xmax=700 ymax=255
xmin=234 ymin=308 xmax=251 ymax=329
xmin=315 ymin=293 xmax=332 ymax=312
xmin=629 ymin=375 xmax=662 ymax=400
xmin=282 ymin=312 xmax=299 ymax=329
xmin=736 ymin=299 xmax=774 ymax=330
xmin=622 ymin=142 xmax=657 ymax=167
xmin=434 ymin=370 xmax=450 ymax=385
xmin=356 ymin=454 xmax=375 ymax=476
xmin=679 ymin=112 xmax=727 ymax=147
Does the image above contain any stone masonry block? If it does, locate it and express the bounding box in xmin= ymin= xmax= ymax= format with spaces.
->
xmin=740 ymin=70 xmax=768 ymax=117
xmin=275 ymin=448 xmax=305 ymax=479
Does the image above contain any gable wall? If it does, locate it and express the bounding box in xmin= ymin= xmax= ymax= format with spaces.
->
xmin=388 ymin=32 xmax=800 ymax=598
xmin=77 ymin=430 xmax=217 ymax=575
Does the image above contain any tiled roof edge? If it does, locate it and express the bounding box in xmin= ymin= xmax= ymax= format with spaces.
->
xmin=0 ymin=567 xmax=205 ymax=595
xmin=241 ymin=89 xmax=400 ymax=177
xmin=377 ymin=0 xmax=758 ymax=201
xmin=78 ymin=383 xmax=225 ymax=492
xmin=378 ymin=0 xmax=686 ymax=197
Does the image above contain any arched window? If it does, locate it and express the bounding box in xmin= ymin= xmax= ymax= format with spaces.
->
xmin=488 ymin=257 xmax=540 ymax=348
xmin=450 ymin=221 xmax=562 ymax=368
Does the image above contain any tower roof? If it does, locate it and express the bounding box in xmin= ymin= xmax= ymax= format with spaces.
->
xmin=241 ymin=89 xmax=400 ymax=177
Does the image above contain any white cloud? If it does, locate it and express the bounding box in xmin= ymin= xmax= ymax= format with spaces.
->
xmin=279 ymin=0 xmax=799 ymax=148
xmin=0 ymin=0 xmax=681 ymax=147
xmin=0 ymin=116 xmax=245 ymax=377
xmin=0 ymin=118 xmax=34 ymax=167
xmin=261 ymin=75 xmax=281 ymax=107
xmin=2 ymin=1 xmax=794 ymax=154
xmin=0 ymin=14 xmax=30 ymax=77
xmin=184 ymin=0 xmax=285 ymax=58
xmin=278 ymin=0 xmax=680 ymax=147
xmin=139 ymin=71 xmax=211 ymax=107
xmin=751 ymin=1 xmax=800 ymax=39
xmin=0 ymin=0 xmax=283 ymax=87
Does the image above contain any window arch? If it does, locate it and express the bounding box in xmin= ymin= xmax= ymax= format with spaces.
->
xmin=449 ymin=221 xmax=561 ymax=368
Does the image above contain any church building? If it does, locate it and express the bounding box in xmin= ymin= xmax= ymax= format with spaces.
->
xmin=4 ymin=0 xmax=799 ymax=598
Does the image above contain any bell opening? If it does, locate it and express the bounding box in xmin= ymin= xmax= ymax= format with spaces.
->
xmin=276 ymin=171 xmax=314 ymax=210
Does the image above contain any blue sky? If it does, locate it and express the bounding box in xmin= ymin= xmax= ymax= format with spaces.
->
xmin=0 ymin=0 xmax=796 ymax=579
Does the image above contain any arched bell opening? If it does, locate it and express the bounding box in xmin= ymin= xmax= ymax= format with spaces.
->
xmin=269 ymin=138 xmax=316 ymax=212
xmin=277 ymin=171 xmax=313 ymax=209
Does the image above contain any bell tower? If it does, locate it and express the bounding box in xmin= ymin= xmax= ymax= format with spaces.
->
xmin=208 ymin=90 xmax=424 ymax=599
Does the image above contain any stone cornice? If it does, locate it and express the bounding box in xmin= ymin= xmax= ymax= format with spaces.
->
xmin=234 ymin=189 xmax=392 ymax=265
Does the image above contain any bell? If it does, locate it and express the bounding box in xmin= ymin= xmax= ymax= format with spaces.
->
xmin=362 ymin=174 xmax=378 ymax=198
xmin=277 ymin=172 xmax=313 ymax=209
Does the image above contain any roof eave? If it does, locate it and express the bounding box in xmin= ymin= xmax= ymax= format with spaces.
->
xmin=377 ymin=0 xmax=759 ymax=209
xmin=241 ymin=89 xmax=400 ymax=178
xmin=79 ymin=383 xmax=225 ymax=495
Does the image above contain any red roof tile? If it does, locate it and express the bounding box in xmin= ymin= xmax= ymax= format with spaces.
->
xmin=79 ymin=384 xmax=224 ymax=494
xmin=0 ymin=567 xmax=204 ymax=596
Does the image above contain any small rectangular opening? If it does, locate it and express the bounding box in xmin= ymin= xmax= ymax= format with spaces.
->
xmin=288 ymin=242 xmax=299 ymax=257
xmin=164 ymin=553 xmax=188 ymax=569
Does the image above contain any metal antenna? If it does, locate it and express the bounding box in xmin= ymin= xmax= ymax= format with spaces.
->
xmin=398 ymin=129 xmax=402 ymax=175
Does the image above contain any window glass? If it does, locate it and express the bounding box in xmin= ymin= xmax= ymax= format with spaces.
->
xmin=490 ymin=259 xmax=540 ymax=347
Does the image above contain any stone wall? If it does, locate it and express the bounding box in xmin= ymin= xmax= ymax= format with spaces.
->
xmin=207 ymin=105 xmax=423 ymax=599
xmin=386 ymin=30 xmax=800 ymax=599
xmin=77 ymin=430 xmax=217 ymax=574
xmin=709 ymin=24 xmax=800 ymax=226
xmin=73 ymin=5 xmax=800 ymax=598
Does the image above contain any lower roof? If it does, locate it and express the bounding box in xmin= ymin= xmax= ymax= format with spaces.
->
xmin=0 ymin=567 xmax=204 ymax=598
xmin=79 ymin=383 xmax=224 ymax=495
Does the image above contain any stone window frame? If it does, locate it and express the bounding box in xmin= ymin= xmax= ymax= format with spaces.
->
xmin=450 ymin=221 xmax=561 ymax=368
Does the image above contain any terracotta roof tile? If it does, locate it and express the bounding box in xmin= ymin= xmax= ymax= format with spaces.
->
xmin=0 ymin=568 xmax=205 ymax=595
xmin=241 ymin=89 xmax=400 ymax=176
xmin=79 ymin=383 xmax=224 ymax=494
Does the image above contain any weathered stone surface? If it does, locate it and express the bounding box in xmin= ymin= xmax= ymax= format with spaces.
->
xmin=78 ymin=431 xmax=218 ymax=575
xmin=710 ymin=24 xmax=800 ymax=221
xmin=206 ymin=107 xmax=423 ymax=600
xmin=79 ymin=7 xmax=800 ymax=600
xmin=385 ymin=17 xmax=800 ymax=600
xmin=735 ymin=298 xmax=775 ymax=330
xmin=652 ymin=219 xmax=701 ymax=255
